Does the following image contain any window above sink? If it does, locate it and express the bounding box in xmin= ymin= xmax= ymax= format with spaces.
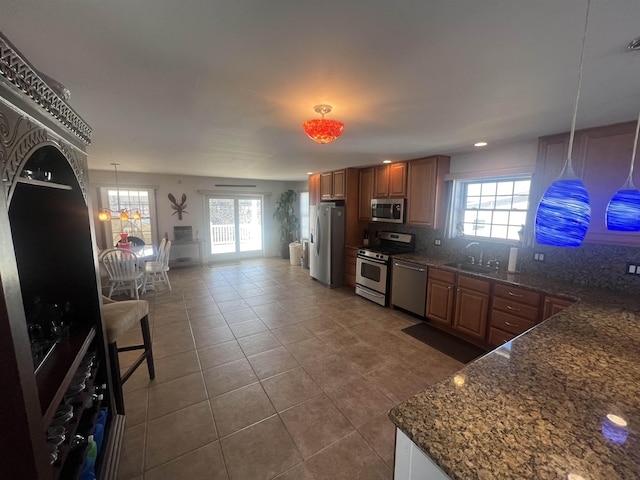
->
xmin=448 ymin=176 xmax=531 ymax=243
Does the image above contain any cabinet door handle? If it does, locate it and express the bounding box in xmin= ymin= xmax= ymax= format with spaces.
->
xmin=506 ymin=305 xmax=521 ymax=312
xmin=507 ymin=291 xmax=523 ymax=298
xmin=504 ymin=321 xmax=519 ymax=327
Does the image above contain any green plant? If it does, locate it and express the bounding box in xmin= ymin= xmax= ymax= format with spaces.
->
xmin=273 ymin=189 xmax=299 ymax=244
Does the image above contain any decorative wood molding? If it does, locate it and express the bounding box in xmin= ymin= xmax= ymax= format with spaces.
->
xmin=0 ymin=33 xmax=92 ymax=144
xmin=0 ymin=108 xmax=88 ymax=202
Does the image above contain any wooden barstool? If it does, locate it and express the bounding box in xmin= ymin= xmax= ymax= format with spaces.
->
xmin=101 ymin=296 xmax=155 ymax=414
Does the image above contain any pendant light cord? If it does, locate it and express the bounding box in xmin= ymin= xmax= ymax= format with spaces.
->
xmin=566 ymin=0 xmax=591 ymax=167
xmin=628 ymin=111 xmax=640 ymax=182
xmin=111 ymin=162 xmax=124 ymax=233
xmin=112 ymin=163 xmax=121 ymax=212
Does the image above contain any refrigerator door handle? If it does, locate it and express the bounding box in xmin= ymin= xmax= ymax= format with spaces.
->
xmin=315 ymin=214 xmax=321 ymax=255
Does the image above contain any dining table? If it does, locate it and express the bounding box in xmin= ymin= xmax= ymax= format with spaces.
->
xmin=130 ymin=244 xmax=157 ymax=262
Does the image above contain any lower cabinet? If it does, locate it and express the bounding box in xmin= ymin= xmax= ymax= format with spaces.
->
xmin=488 ymin=284 xmax=541 ymax=348
xmin=424 ymin=267 xmax=577 ymax=349
xmin=344 ymin=246 xmax=357 ymax=288
xmin=542 ymin=295 xmax=576 ymax=321
xmin=425 ymin=268 xmax=455 ymax=325
xmin=425 ymin=270 xmax=490 ymax=345
xmin=453 ymin=275 xmax=491 ymax=341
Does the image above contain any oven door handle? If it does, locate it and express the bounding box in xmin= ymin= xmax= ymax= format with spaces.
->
xmin=360 ymin=288 xmax=385 ymax=298
xmin=393 ymin=262 xmax=426 ymax=272
xmin=357 ymin=256 xmax=387 ymax=265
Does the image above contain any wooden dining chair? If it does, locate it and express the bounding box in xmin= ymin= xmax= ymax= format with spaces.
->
xmin=101 ymin=248 xmax=145 ymax=299
xmin=143 ymin=240 xmax=172 ymax=293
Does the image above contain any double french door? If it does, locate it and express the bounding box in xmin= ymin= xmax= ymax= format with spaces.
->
xmin=206 ymin=195 xmax=263 ymax=261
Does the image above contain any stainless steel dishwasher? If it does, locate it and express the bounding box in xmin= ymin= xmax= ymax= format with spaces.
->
xmin=391 ymin=259 xmax=428 ymax=316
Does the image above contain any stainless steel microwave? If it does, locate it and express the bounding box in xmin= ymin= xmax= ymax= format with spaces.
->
xmin=371 ymin=198 xmax=405 ymax=223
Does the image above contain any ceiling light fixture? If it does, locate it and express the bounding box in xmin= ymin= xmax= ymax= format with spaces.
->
xmin=98 ymin=163 xmax=140 ymax=224
xmin=383 ymin=160 xmax=392 ymax=164
xmin=534 ymin=0 xmax=591 ymax=248
xmin=474 ymin=142 xmax=488 ymax=147
xmin=302 ymin=104 xmax=344 ymax=144
xmin=605 ymin=111 xmax=640 ymax=231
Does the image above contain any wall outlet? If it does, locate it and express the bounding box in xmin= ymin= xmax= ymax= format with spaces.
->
xmin=533 ymin=252 xmax=545 ymax=262
xmin=434 ymin=239 xmax=442 ymax=246
xmin=626 ymin=263 xmax=640 ymax=275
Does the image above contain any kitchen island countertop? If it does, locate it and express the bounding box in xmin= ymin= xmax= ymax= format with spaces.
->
xmin=388 ymin=253 xmax=640 ymax=479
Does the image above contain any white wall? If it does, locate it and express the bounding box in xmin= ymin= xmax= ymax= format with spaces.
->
xmin=448 ymin=140 xmax=537 ymax=180
xmin=88 ymin=169 xmax=306 ymax=257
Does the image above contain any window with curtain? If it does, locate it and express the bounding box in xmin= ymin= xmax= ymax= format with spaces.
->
xmin=449 ymin=177 xmax=531 ymax=241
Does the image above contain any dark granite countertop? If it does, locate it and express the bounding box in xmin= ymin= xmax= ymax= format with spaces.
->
xmin=388 ymin=253 xmax=640 ymax=479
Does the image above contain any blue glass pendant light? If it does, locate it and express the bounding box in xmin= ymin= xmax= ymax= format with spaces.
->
xmin=535 ymin=0 xmax=591 ymax=247
xmin=605 ymin=112 xmax=640 ymax=231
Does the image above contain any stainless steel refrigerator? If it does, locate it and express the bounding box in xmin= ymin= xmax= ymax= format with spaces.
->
xmin=309 ymin=203 xmax=345 ymax=288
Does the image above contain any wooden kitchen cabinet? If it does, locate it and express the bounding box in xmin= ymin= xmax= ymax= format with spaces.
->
xmin=344 ymin=246 xmax=358 ymax=288
xmin=542 ymin=295 xmax=575 ymax=321
xmin=358 ymin=167 xmax=374 ymax=221
xmin=426 ymin=268 xmax=455 ymax=326
xmin=320 ymin=172 xmax=334 ymax=199
xmin=309 ymin=173 xmax=320 ymax=206
xmin=374 ymin=162 xmax=407 ymax=198
xmin=489 ymin=284 xmax=541 ymax=347
xmin=314 ymin=169 xmax=362 ymax=247
xmin=529 ymin=121 xmax=640 ymax=246
xmin=453 ymin=274 xmax=491 ymax=341
xmin=320 ymin=169 xmax=346 ymax=200
xmin=406 ymin=156 xmax=450 ymax=228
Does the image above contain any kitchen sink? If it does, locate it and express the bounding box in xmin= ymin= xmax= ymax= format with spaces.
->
xmin=443 ymin=262 xmax=498 ymax=275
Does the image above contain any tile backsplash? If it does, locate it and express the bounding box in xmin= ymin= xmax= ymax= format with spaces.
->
xmin=367 ymin=223 xmax=640 ymax=295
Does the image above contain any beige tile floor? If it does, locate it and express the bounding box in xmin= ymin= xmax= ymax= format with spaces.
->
xmin=114 ymin=258 xmax=465 ymax=480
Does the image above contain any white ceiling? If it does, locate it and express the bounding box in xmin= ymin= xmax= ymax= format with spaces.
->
xmin=2 ymin=0 xmax=639 ymax=181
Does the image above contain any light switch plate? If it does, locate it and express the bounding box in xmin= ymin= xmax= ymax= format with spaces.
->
xmin=434 ymin=239 xmax=442 ymax=246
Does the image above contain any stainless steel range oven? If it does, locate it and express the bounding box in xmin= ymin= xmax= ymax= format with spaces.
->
xmin=355 ymin=232 xmax=414 ymax=306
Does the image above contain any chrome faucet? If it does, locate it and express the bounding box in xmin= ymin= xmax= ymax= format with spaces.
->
xmin=465 ymin=242 xmax=483 ymax=265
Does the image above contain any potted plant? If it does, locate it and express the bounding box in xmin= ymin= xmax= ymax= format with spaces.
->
xmin=273 ymin=189 xmax=299 ymax=259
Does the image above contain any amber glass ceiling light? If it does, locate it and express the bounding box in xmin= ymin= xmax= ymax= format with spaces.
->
xmin=534 ymin=0 xmax=591 ymax=247
xmin=302 ymin=104 xmax=344 ymax=144
xmin=605 ymin=111 xmax=640 ymax=231
xmin=98 ymin=163 xmax=138 ymax=223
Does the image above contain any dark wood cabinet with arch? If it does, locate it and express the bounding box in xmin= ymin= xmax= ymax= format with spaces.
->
xmin=0 ymin=33 xmax=122 ymax=479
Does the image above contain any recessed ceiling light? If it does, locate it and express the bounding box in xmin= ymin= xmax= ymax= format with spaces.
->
xmin=306 ymin=172 xmax=313 ymax=175
xmin=382 ymin=160 xmax=392 ymax=164
xmin=474 ymin=142 xmax=488 ymax=147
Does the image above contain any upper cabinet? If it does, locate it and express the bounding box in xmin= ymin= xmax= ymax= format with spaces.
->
xmin=358 ymin=167 xmax=374 ymax=221
xmin=373 ymin=162 xmax=407 ymax=198
xmin=406 ymin=156 xmax=450 ymax=228
xmin=309 ymin=173 xmax=320 ymax=206
xmin=320 ymin=169 xmax=346 ymax=200
xmin=529 ymin=121 xmax=639 ymax=246
xmin=310 ymin=168 xmax=362 ymax=246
